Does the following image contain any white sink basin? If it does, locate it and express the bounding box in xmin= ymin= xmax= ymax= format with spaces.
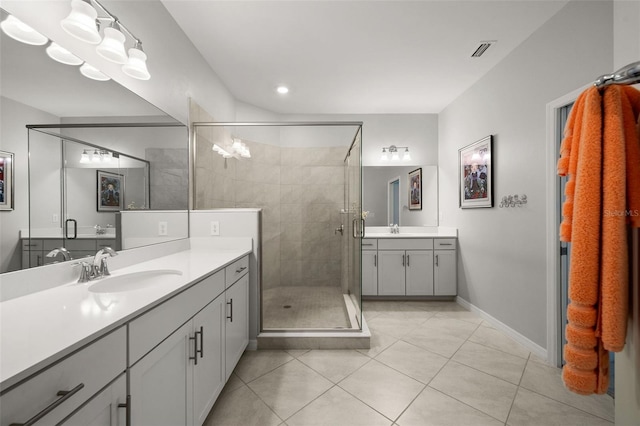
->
xmin=88 ymin=269 xmax=183 ymax=293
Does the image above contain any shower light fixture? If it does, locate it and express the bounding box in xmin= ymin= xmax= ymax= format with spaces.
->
xmin=0 ymin=15 xmax=48 ymax=45
xmin=381 ymin=145 xmax=411 ymax=161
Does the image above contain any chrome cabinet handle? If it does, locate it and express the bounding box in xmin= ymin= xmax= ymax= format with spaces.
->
xmin=118 ymin=395 xmax=131 ymax=426
xmin=435 ymin=254 xmax=439 ymax=266
xmin=199 ymin=326 xmax=204 ymax=359
xmin=362 ymin=243 xmax=374 ymax=246
xmin=235 ymin=266 xmax=247 ymax=273
xmin=374 ymin=254 xmax=377 ymax=267
xmin=439 ymin=243 xmax=453 ymax=246
xmin=402 ymin=254 xmax=405 ymax=267
xmin=10 ymin=383 xmax=84 ymax=426
xmin=189 ymin=327 xmax=203 ymax=365
xmin=407 ymin=254 xmax=410 ymax=267
xmin=227 ymin=299 xmax=233 ymax=322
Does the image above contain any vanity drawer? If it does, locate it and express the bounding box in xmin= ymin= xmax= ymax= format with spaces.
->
xmin=225 ymin=255 xmax=249 ymax=288
xmin=43 ymin=239 xmax=64 ymax=250
xmin=129 ymin=270 xmax=225 ymax=366
xmin=22 ymin=239 xmax=43 ymax=250
xmin=378 ymin=238 xmax=433 ymax=250
xmin=0 ymin=327 xmax=126 ymax=426
xmin=434 ymin=239 xmax=456 ymax=250
xmin=65 ymin=239 xmax=97 ymax=251
xmin=361 ymin=239 xmax=378 ymax=250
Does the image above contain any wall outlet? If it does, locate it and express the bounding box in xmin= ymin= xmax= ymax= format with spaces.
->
xmin=158 ymin=221 xmax=168 ymax=236
xmin=52 ymin=213 xmax=59 ymax=223
xmin=210 ymin=221 xmax=220 ymax=236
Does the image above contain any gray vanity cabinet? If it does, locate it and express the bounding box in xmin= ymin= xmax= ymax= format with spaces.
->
xmin=361 ymin=240 xmax=378 ymax=296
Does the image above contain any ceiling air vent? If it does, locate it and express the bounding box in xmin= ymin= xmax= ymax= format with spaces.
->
xmin=471 ymin=41 xmax=495 ymax=58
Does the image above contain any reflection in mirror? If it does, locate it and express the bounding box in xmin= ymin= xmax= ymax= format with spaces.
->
xmin=0 ymin=7 xmax=189 ymax=274
xmin=363 ymin=166 xmax=438 ymax=227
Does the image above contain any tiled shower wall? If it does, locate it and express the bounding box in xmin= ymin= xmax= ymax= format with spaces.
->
xmin=146 ymin=148 xmax=189 ymax=210
xmin=193 ymin=123 xmax=346 ymax=291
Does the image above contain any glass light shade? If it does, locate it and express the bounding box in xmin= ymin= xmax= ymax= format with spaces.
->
xmin=1 ymin=15 xmax=48 ymax=46
xmin=79 ymin=150 xmax=90 ymax=163
xmin=391 ymin=151 xmax=399 ymax=161
xmin=61 ymin=0 xmax=101 ymax=44
xmin=380 ymin=149 xmax=388 ymax=161
xmin=403 ymin=149 xmax=411 ymax=161
xmin=46 ymin=42 xmax=83 ymax=66
xmin=96 ymin=26 xmax=128 ymax=64
xmin=80 ymin=63 xmax=110 ymax=81
xmin=91 ymin=149 xmax=101 ymax=163
xmin=122 ymin=46 xmax=150 ymax=80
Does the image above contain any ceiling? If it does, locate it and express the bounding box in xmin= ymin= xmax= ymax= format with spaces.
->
xmin=162 ymin=0 xmax=568 ymax=115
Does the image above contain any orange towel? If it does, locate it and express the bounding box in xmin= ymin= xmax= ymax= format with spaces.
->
xmin=557 ymin=85 xmax=640 ymax=395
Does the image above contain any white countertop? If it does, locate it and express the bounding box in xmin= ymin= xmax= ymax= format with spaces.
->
xmin=0 ymin=242 xmax=251 ymax=390
xmin=365 ymin=226 xmax=457 ymax=238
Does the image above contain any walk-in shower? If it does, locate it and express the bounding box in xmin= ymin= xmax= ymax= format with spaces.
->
xmin=192 ymin=121 xmax=363 ymax=333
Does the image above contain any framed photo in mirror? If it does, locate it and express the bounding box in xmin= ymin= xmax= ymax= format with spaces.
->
xmin=408 ymin=167 xmax=422 ymax=210
xmin=459 ymin=135 xmax=493 ymax=208
xmin=97 ymin=170 xmax=124 ymax=212
xmin=0 ymin=150 xmax=14 ymax=211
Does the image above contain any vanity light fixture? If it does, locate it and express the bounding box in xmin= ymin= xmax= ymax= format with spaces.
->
xmin=80 ymin=62 xmax=110 ymax=81
xmin=381 ymin=145 xmax=411 ymax=161
xmin=0 ymin=15 xmax=48 ymax=46
xmin=79 ymin=150 xmax=90 ymax=163
xmin=212 ymin=138 xmax=251 ymax=160
xmin=91 ymin=149 xmax=102 ymax=163
xmin=61 ymin=0 xmax=151 ymax=80
xmin=46 ymin=42 xmax=84 ymax=66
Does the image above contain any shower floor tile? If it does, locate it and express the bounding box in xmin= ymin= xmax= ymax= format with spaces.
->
xmin=262 ymin=286 xmax=351 ymax=329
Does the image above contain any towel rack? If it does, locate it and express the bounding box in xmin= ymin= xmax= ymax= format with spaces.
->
xmin=594 ymin=60 xmax=640 ymax=88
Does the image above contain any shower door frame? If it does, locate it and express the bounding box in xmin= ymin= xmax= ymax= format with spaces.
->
xmin=191 ymin=121 xmax=364 ymax=333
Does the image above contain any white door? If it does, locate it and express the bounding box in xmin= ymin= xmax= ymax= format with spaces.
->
xmin=405 ymin=250 xmax=434 ymax=295
xmin=64 ymin=374 xmax=126 ymax=426
xmin=378 ymin=250 xmax=406 ymax=295
xmin=192 ymin=298 xmax=225 ymax=426
xmin=361 ymin=251 xmax=378 ymax=296
xmin=130 ymin=321 xmax=191 ymax=426
xmin=225 ymin=275 xmax=249 ymax=381
xmin=434 ymin=250 xmax=457 ymax=296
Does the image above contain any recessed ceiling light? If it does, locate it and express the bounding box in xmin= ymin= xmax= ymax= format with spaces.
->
xmin=276 ymin=85 xmax=289 ymax=94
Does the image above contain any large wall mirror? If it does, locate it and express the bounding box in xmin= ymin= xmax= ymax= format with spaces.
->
xmin=363 ymin=165 xmax=438 ymax=227
xmin=0 ymin=8 xmax=189 ymax=273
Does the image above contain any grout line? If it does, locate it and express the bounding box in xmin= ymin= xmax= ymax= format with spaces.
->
xmin=426 ymin=385 xmax=509 ymax=425
xmin=241 ymin=351 xmax=298 ymax=384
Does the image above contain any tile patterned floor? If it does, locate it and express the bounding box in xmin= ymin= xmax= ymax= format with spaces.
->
xmin=204 ymin=301 xmax=614 ymax=426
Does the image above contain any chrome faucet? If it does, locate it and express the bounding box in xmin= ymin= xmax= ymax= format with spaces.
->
xmin=93 ymin=247 xmax=118 ymax=278
xmin=389 ymin=224 xmax=399 ymax=234
xmin=46 ymin=247 xmax=72 ymax=262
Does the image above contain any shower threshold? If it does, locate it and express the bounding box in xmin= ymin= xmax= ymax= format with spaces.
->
xmin=257 ymin=319 xmax=371 ymax=350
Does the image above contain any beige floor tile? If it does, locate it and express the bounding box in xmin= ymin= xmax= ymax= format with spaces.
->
xmin=367 ymin=316 xmax=423 ymax=339
xmin=357 ymin=330 xmax=398 ymax=358
xmin=233 ymin=350 xmax=294 ymax=383
xmin=452 ymin=341 xmax=527 ymax=385
xmin=507 ymin=388 xmax=614 ymax=426
xmin=248 ymin=359 xmax=333 ymax=419
xmin=519 ymin=361 xmax=614 ymax=422
xmin=222 ymin=373 xmax=245 ymax=393
xmin=375 ymin=309 xmax=436 ymax=322
xmin=401 ymin=325 xmax=467 ymax=358
xmin=375 ymin=340 xmax=448 ymax=384
xmin=422 ymin=316 xmax=479 ymax=339
xmin=339 ymin=359 xmax=424 ymax=420
xmin=362 ymin=300 xmax=415 ymax=312
xmin=397 ymin=387 xmax=504 ymax=426
xmin=204 ymin=385 xmax=282 ymax=426
xmin=435 ymin=310 xmax=483 ymax=324
xmin=363 ymin=310 xmax=383 ymax=321
xmin=298 ymin=350 xmax=371 ymax=383
xmin=469 ymin=324 xmax=530 ymax=359
xmin=286 ymin=386 xmax=392 ymax=426
xmin=429 ymin=361 xmax=518 ymax=422
xmin=528 ymin=353 xmax=548 ymax=365
xmin=416 ymin=301 xmax=467 ymax=312
xmin=285 ymin=349 xmax=310 ymax=358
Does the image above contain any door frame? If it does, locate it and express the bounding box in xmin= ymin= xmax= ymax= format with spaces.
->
xmin=545 ymin=84 xmax=589 ymax=367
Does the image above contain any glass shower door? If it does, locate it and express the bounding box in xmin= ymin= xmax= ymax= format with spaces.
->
xmin=345 ymin=128 xmax=363 ymax=328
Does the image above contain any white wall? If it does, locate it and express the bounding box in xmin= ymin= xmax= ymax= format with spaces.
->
xmin=613 ymin=0 xmax=640 ymax=423
xmin=438 ymin=1 xmax=613 ymax=348
xmin=0 ymin=97 xmax=60 ymax=272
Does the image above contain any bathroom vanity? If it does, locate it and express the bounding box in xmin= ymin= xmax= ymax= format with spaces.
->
xmin=0 ymin=241 xmax=250 ymax=426
xmin=362 ymin=228 xmax=457 ymax=297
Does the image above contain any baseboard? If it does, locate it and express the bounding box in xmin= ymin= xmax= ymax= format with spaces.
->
xmin=247 ymin=339 xmax=258 ymax=351
xmin=456 ymin=296 xmax=547 ymax=361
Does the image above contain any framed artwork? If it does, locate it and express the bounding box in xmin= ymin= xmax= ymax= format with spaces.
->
xmin=97 ymin=170 xmax=124 ymax=212
xmin=0 ymin=150 xmax=14 ymax=211
xmin=459 ymin=135 xmax=493 ymax=208
xmin=408 ymin=167 xmax=422 ymax=210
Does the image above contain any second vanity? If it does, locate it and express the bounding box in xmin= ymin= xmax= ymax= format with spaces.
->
xmin=362 ymin=227 xmax=457 ymax=297
xmin=0 ymin=239 xmax=251 ymax=426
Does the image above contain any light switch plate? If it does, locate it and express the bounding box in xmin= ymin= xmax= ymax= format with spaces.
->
xmin=210 ymin=221 xmax=220 ymax=236
xmin=158 ymin=221 xmax=168 ymax=236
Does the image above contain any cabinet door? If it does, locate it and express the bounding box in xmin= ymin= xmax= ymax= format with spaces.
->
xmin=192 ymin=298 xmax=225 ymax=426
xmin=130 ymin=321 xmax=191 ymax=426
xmin=377 ymin=251 xmax=406 ymax=295
xmin=434 ymin=250 xmax=457 ymax=296
xmin=225 ymin=275 xmax=249 ymax=381
xmin=361 ymin=251 xmax=378 ymax=296
xmin=63 ymin=374 xmax=126 ymax=426
xmin=405 ymin=250 xmax=434 ymax=296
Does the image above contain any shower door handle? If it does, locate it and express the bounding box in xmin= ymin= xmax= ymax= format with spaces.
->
xmin=352 ymin=219 xmax=358 ymax=238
